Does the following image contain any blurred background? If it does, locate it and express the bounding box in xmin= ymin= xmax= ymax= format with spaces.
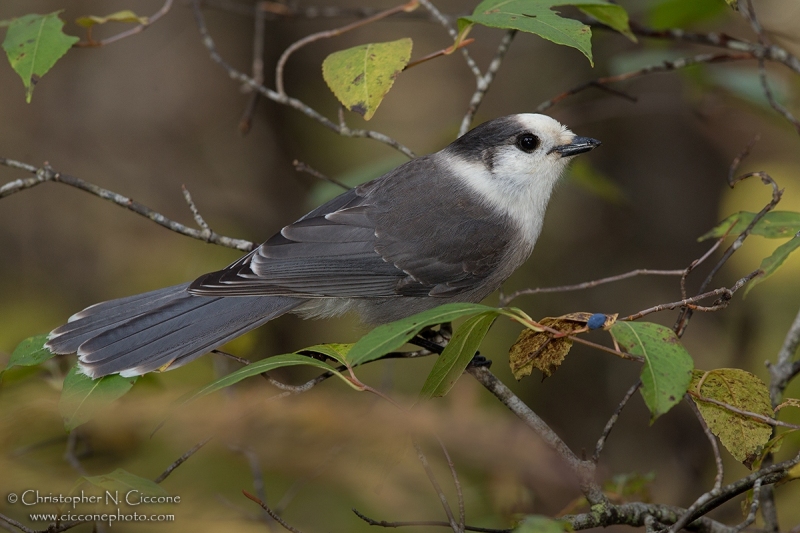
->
xmin=1 ymin=0 xmax=799 ymax=531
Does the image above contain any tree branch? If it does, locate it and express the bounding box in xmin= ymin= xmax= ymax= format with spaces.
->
xmin=75 ymin=0 xmax=174 ymax=48
xmin=0 ymin=158 xmax=256 ymax=252
xmin=466 ymin=366 xmax=608 ymax=506
xmin=458 ymin=30 xmax=516 ymax=137
xmin=190 ymin=0 xmax=416 ymax=158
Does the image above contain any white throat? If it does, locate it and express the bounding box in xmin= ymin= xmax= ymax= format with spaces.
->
xmin=444 ymin=153 xmax=568 ymax=246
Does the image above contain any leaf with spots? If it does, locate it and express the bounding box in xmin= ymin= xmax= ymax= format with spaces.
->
xmin=610 ymin=322 xmax=693 ymax=422
xmin=59 ymin=366 xmax=138 ymax=431
xmin=458 ymin=0 xmax=633 ymax=66
xmin=509 ymin=312 xmax=616 ymax=380
xmin=689 ymin=369 xmax=773 ymax=467
xmin=2 ymin=11 xmax=78 ymax=103
xmin=322 ymin=38 xmax=413 ymax=120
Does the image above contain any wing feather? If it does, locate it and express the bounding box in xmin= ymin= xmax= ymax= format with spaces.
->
xmin=189 ymin=156 xmax=512 ymax=298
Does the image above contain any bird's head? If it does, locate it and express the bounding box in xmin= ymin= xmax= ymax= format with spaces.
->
xmin=442 ymin=113 xmax=601 ymax=243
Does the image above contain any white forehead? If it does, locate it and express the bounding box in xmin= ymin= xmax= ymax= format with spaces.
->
xmin=513 ymin=113 xmax=573 ymax=143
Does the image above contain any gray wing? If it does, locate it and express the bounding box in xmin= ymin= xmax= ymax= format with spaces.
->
xmin=189 ymin=156 xmax=512 ymax=298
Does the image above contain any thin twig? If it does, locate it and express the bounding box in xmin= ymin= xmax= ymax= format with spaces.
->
xmin=591 ymin=19 xmax=800 ymax=75
xmin=243 ymin=490 xmax=304 ymax=533
xmin=75 ymin=0 xmax=174 ymax=47
xmin=352 ymin=509 xmax=511 ymax=533
xmin=593 ymin=380 xmax=640 ymax=463
xmin=688 ymin=392 xmax=800 ymax=430
xmin=403 ymin=38 xmax=475 ymax=71
xmin=537 ymin=53 xmax=753 ymax=113
xmin=667 ymin=452 xmax=800 ymax=533
xmin=681 ymin=236 xmax=728 ymax=300
xmin=0 ymin=516 xmax=35 ymax=533
xmin=769 ymin=305 xmax=800 ymax=405
xmin=466 ymin=366 xmax=608 ymax=506
xmin=499 ymin=268 xmax=685 ymax=306
xmin=239 ymin=1 xmax=267 ymax=135
xmin=231 ymin=446 xmax=270 ymax=525
xmin=292 ymin=160 xmax=350 ymax=190
xmin=742 ymin=0 xmax=800 ymax=135
xmin=412 ymin=441 xmax=460 ymax=533
xmin=154 ymin=437 xmax=212 ymax=484
xmin=624 ymin=270 xmax=761 ymax=321
xmin=675 ymin=172 xmax=783 ymax=336
xmin=417 ymin=0 xmax=482 ymax=80
xmin=190 ymin=0 xmax=416 ymax=158
xmin=274 ymin=0 xmax=419 ymax=95
xmin=687 ymin=398 xmax=724 ymax=493
xmin=732 ymin=478 xmax=762 ymax=533
xmin=0 ymin=158 xmax=256 ymax=252
xmin=435 ymin=437 xmax=465 ymax=532
xmin=181 ymin=185 xmax=211 ymax=233
xmin=458 ymin=30 xmax=516 ymax=137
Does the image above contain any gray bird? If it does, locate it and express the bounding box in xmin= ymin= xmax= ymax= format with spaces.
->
xmin=46 ymin=114 xmax=600 ymax=378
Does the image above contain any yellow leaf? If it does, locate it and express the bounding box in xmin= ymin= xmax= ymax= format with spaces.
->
xmin=690 ymin=369 xmax=773 ymax=467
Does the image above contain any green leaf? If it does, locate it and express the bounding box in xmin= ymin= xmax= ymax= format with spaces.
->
xmin=346 ymin=303 xmax=500 ymax=367
xmin=514 ymin=515 xmax=572 ymax=533
xmin=322 ymin=38 xmax=412 ymax=120
xmin=300 ymin=343 xmax=353 ymax=365
xmin=610 ymin=322 xmax=693 ymax=422
xmin=460 ymin=0 xmax=626 ymax=66
xmin=3 ymin=334 xmax=54 ymax=373
xmin=745 ymin=235 xmax=800 ymax=295
xmin=2 ymin=12 xmax=79 ymax=103
xmin=577 ymin=5 xmax=636 ymax=42
xmin=179 ymin=354 xmax=342 ymax=404
xmin=59 ymin=366 xmax=138 ymax=431
xmin=419 ymin=312 xmax=497 ymax=400
xmin=80 ymin=468 xmax=168 ymax=497
xmin=76 ymin=10 xmax=148 ymax=28
xmin=648 ymin=0 xmax=728 ymax=29
xmin=690 ymin=369 xmax=773 ymax=467
xmin=699 ymin=211 xmax=800 ymax=241
xmin=0 ymin=20 xmax=12 ymax=28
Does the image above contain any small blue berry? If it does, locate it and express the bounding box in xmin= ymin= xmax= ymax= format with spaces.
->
xmin=587 ymin=313 xmax=606 ymax=330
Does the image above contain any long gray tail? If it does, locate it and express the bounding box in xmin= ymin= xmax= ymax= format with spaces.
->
xmin=46 ymin=284 xmax=302 ymax=378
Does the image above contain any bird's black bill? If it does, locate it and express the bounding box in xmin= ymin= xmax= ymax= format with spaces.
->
xmin=549 ymin=136 xmax=601 ymax=157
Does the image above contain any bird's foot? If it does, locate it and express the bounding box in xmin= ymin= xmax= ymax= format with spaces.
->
xmin=467 ymin=352 xmax=492 ymax=369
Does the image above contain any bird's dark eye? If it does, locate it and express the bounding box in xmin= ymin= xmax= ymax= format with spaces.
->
xmin=516 ymin=134 xmax=539 ymax=153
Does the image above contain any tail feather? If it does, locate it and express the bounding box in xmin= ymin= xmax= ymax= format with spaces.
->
xmin=46 ymin=284 xmax=302 ymax=378
xmin=47 ymin=284 xmax=192 ymax=354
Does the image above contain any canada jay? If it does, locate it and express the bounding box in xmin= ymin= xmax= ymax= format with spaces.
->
xmin=47 ymin=114 xmax=600 ymax=378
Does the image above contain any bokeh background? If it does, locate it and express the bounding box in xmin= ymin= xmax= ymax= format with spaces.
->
xmin=1 ymin=0 xmax=799 ymax=531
